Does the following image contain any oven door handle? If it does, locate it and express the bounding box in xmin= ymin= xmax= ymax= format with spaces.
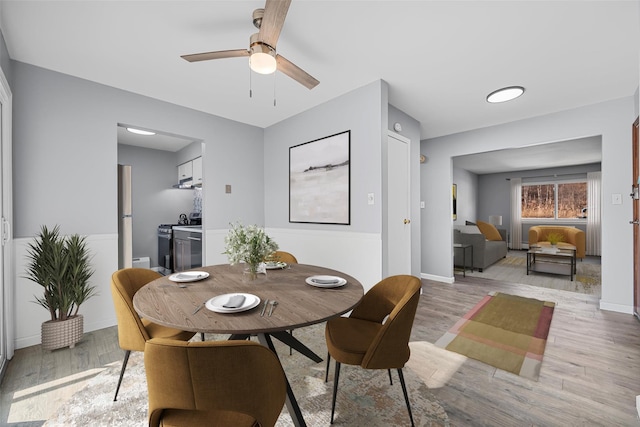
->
xmin=158 ymin=234 xmax=172 ymax=240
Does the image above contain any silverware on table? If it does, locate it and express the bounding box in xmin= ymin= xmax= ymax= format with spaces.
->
xmin=268 ymin=300 xmax=278 ymax=317
xmin=192 ymin=301 xmax=206 ymax=315
xmin=260 ymin=299 xmax=269 ymax=317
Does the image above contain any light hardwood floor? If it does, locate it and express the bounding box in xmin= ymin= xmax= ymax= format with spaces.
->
xmin=1 ymin=275 xmax=639 ymax=426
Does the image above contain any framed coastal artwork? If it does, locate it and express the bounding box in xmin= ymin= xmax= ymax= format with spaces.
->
xmin=289 ymin=130 xmax=351 ymax=225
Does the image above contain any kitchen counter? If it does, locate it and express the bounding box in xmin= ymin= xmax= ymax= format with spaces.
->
xmin=172 ymin=225 xmax=203 ymax=233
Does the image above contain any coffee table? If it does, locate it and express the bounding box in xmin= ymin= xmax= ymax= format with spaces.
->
xmin=527 ymin=243 xmax=576 ymax=281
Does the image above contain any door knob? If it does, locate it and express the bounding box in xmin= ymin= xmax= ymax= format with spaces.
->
xmin=403 ymin=219 xmax=411 ymax=224
xmin=630 ymin=220 xmax=639 ymax=225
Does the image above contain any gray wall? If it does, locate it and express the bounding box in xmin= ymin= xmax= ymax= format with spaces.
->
xmin=0 ymin=20 xmax=12 ymax=86
xmin=117 ymin=144 xmax=194 ymax=266
xmin=452 ymin=167 xmax=478 ymax=224
xmin=262 ymin=81 xmax=423 ymax=277
xmin=12 ymin=60 xmax=265 ymax=239
xmin=263 ymin=81 xmax=385 ymax=233
xmin=422 ymin=96 xmax=636 ymax=314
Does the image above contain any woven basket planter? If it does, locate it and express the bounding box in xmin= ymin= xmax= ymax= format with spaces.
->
xmin=41 ymin=314 xmax=84 ymax=351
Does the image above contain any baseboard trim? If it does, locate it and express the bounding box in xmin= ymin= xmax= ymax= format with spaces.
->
xmin=599 ymin=300 xmax=634 ymax=314
xmin=421 ymin=272 xmax=454 ymax=284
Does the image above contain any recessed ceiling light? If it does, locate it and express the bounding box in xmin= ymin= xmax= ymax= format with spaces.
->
xmin=486 ymin=86 xmax=525 ymax=103
xmin=126 ymin=127 xmax=156 ymax=136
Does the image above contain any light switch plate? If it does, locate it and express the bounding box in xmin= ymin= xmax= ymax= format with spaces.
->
xmin=367 ymin=193 xmax=375 ymax=205
xmin=612 ymin=193 xmax=622 ymax=205
xmin=225 ymin=184 xmax=231 ymax=194
xmin=420 ymin=201 xmax=425 ymax=208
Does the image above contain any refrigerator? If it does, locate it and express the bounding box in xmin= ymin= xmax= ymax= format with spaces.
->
xmin=118 ymin=164 xmax=133 ymax=269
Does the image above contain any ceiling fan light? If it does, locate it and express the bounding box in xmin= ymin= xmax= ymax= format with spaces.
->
xmin=486 ymin=86 xmax=525 ymax=103
xmin=249 ymin=39 xmax=277 ymax=74
xmin=250 ymin=52 xmax=277 ymax=74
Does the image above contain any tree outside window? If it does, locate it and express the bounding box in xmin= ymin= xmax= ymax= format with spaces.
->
xmin=522 ymin=182 xmax=587 ymax=219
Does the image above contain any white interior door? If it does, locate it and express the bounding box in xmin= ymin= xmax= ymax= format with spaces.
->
xmin=0 ymin=67 xmax=13 ymax=378
xmin=386 ymin=132 xmax=411 ymax=276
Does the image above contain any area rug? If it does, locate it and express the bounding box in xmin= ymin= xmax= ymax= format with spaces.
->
xmin=435 ymin=292 xmax=555 ymax=381
xmin=44 ymin=323 xmax=449 ymax=426
xmin=462 ymin=253 xmax=601 ymax=295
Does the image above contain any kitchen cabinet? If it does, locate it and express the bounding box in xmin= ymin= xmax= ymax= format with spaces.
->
xmin=178 ymin=161 xmax=193 ymax=185
xmin=192 ymin=157 xmax=202 ymax=186
xmin=177 ymin=157 xmax=202 ymax=187
xmin=173 ymin=227 xmax=203 ymax=272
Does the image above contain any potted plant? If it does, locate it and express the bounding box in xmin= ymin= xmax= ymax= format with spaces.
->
xmin=25 ymin=225 xmax=97 ymax=350
xmin=223 ymin=222 xmax=278 ymax=280
xmin=546 ymin=232 xmax=565 ymax=246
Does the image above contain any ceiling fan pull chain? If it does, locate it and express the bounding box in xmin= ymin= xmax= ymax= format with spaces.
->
xmin=249 ymin=68 xmax=253 ymax=98
xmin=273 ymin=72 xmax=276 ymax=107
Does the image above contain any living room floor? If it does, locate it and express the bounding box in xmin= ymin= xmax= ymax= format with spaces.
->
xmin=1 ymin=275 xmax=637 ymax=426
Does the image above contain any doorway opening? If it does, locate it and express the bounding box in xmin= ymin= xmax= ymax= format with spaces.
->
xmin=117 ymin=124 xmax=203 ymax=274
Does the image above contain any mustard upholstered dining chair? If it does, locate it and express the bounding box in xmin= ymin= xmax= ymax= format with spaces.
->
xmin=324 ymin=275 xmax=422 ymax=426
xmin=267 ymin=250 xmax=298 ymax=264
xmin=110 ymin=268 xmax=196 ymax=401
xmin=144 ymin=338 xmax=287 ymax=427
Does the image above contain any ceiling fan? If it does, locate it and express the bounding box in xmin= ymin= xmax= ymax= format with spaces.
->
xmin=181 ymin=0 xmax=319 ymax=90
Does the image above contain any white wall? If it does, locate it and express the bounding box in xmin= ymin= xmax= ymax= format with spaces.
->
xmin=422 ymin=96 xmax=636 ymax=314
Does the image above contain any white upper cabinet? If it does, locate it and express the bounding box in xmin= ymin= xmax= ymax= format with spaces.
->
xmin=178 ymin=161 xmax=193 ymax=185
xmin=192 ymin=157 xmax=203 ymax=186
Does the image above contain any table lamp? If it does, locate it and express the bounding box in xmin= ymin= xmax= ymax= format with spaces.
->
xmin=489 ymin=215 xmax=502 ymax=226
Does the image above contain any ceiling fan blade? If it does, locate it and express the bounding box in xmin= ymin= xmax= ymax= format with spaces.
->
xmin=276 ymin=54 xmax=319 ymax=90
xmin=259 ymin=0 xmax=291 ymax=48
xmin=181 ymin=49 xmax=249 ymax=63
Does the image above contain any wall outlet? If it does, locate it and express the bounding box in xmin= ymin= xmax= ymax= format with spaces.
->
xmin=367 ymin=193 xmax=375 ymax=205
xmin=420 ymin=201 xmax=425 ymax=208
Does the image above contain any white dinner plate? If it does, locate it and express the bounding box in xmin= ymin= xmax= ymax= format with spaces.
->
xmin=168 ymin=271 xmax=210 ymax=283
xmin=205 ymin=293 xmax=260 ymax=313
xmin=305 ymin=275 xmax=347 ymax=288
xmin=265 ymin=261 xmax=287 ymax=270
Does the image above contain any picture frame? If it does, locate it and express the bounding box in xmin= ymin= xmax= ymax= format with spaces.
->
xmin=289 ymin=131 xmax=351 ymax=225
xmin=452 ymin=184 xmax=457 ymax=221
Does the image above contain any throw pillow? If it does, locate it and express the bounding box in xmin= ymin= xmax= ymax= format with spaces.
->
xmin=476 ymin=220 xmax=503 ymax=241
xmin=465 ymin=220 xmax=477 ymax=226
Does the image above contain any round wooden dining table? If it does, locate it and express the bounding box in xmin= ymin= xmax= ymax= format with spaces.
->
xmin=133 ymin=263 xmax=364 ymax=427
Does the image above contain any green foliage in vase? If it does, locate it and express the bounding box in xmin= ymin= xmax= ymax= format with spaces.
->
xmin=545 ymin=232 xmax=565 ymax=245
xmin=24 ymin=225 xmax=97 ymax=321
xmin=223 ymin=222 xmax=279 ymax=271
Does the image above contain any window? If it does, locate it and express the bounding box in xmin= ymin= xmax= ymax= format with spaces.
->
xmin=522 ymin=181 xmax=587 ymax=219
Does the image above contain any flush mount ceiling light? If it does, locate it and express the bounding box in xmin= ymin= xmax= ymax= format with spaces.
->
xmin=486 ymin=86 xmax=525 ymax=103
xmin=126 ymin=127 xmax=156 ymax=136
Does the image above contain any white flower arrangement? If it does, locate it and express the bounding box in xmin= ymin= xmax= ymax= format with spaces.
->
xmin=223 ymin=222 xmax=279 ymax=273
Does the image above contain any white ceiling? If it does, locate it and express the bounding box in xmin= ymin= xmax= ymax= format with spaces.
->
xmin=0 ymin=1 xmax=637 ymax=167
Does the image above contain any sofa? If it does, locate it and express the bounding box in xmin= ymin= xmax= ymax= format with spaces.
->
xmin=528 ymin=225 xmax=585 ymax=259
xmin=453 ymin=224 xmax=508 ymax=272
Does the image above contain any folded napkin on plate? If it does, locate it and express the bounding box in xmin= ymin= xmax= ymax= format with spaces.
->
xmin=313 ymin=278 xmax=340 ymax=284
xmin=176 ymin=273 xmax=198 ymax=280
xmin=223 ymin=295 xmax=246 ymax=308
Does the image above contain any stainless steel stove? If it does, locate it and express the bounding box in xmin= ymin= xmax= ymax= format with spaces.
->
xmin=157 ymin=223 xmax=178 ymax=275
